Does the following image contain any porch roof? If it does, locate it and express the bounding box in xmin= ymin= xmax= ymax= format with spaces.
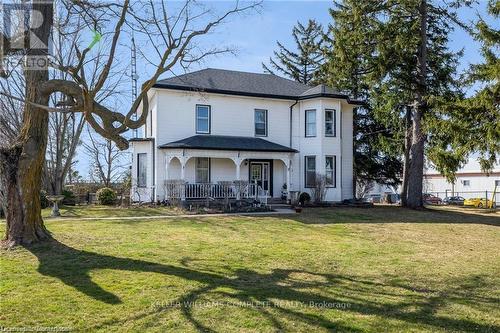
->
xmin=158 ymin=135 xmax=298 ymax=153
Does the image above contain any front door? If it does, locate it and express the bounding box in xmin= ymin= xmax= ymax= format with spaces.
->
xmin=250 ymin=161 xmax=270 ymax=194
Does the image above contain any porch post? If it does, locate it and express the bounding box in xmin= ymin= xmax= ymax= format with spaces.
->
xmin=233 ymin=157 xmax=243 ymax=200
xmin=164 ymin=154 xmax=170 ymax=200
xmin=286 ymin=160 xmax=291 ymax=202
xmin=236 ymin=163 xmax=241 ymax=180
xmin=180 ymin=156 xmax=188 ymax=201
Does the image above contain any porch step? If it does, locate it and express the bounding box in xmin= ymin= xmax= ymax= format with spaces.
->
xmin=269 ymin=203 xmax=292 ymax=209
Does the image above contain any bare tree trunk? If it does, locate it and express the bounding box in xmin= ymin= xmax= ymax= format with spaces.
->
xmin=401 ymin=107 xmax=412 ymax=206
xmin=406 ymin=0 xmax=427 ymax=209
xmin=0 ymin=0 xmax=52 ymax=246
xmin=1 ymin=78 xmax=51 ymax=246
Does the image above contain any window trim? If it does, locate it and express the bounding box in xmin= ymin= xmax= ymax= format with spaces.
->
xmin=325 ymin=109 xmax=336 ymax=137
xmin=137 ymin=153 xmax=147 ymax=188
xmin=195 ymin=157 xmax=211 ymax=183
xmin=304 ymin=155 xmax=316 ymax=188
xmin=305 ymin=109 xmax=317 ymax=137
xmin=195 ymin=104 xmax=211 ymax=134
xmin=254 ymin=109 xmax=268 ymax=137
xmin=325 ymin=155 xmax=337 ymax=188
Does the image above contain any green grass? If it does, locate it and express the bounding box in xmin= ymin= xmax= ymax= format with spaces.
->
xmin=1 ymin=206 xmax=499 ymax=332
xmin=41 ymin=205 xmax=184 ymax=218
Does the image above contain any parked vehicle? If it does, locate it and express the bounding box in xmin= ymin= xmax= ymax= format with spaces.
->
xmin=463 ymin=197 xmax=494 ymax=208
xmin=363 ymin=194 xmax=381 ymax=203
xmin=423 ymin=193 xmax=442 ymax=205
xmin=383 ymin=193 xmax=401 ymax=204
xmin=443 ymin=196 xmax=465 ymax=206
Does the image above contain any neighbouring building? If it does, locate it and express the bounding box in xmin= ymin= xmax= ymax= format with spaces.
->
xmin=423 ymin=159 xmax=500 ymax=199
xmin=130 ymin=68 xmax=362 ymax=203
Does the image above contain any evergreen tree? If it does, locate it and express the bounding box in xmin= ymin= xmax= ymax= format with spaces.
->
xmin=263 ymin=19 xmax=323 ymax=84
xmin=324 ymin=0 xmax=467 ymax=208
xmin=323 ymin=1 xmax=404 ymax=198
xmin=429 ymin=0 xmax=499 ymax=177
xmin=465 ymin=0 xmax=500 ymax=170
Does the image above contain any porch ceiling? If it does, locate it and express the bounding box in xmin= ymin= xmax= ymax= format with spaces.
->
xmin=158 ymin=135 xmax=298 ymax=153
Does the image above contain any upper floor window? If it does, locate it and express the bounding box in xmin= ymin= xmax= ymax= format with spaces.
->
xmin=196 ymin=105 xmax=211 ymax=134
xmin=325 ymin=156 xmax=336 ymax=187
xmin=305 ymin=156 xmax=316 ymax=187
xmin=137 ymin=153 xmax=147 ymax=187
xmin=325 ymin=109 xmax=336 ymax=137
xmin=195 ymin=157 xmax=210 ymax=183
xmin=254 ymin=109 xmax=268 ymax=137
xmin=462 ymin=180 xmax=470 ymax=186
xmin=305 ymin=109 xmax=316 ymax=137
xmin=495 ymin=180 xmax=500 ymax=187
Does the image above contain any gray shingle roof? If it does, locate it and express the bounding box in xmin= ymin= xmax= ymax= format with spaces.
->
xmin=159 ymin=135 xmax=298 ymax=153
xmin=154 ymin=68 xmax=309 ymax=98
xmin=153 ymin=68 xmax=363 ymax=104
xmin=299 ymin=84 xmax=344 ymax=97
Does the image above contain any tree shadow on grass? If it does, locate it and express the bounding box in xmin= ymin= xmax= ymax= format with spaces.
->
xmin=288 ymin=206 xmax=500 ymax=226
xmin=27 ymin=240 xmax=499 ymax=332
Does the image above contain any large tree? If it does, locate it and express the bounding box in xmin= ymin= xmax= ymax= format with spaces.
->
xmin=428 ymin=0 xmax=499 ymax=179
xmin=262 ymin=19 xmax=324 ymax=84
xmin=0 ymin=0 xmax=260 ymax=247
xmin=323 ymin=1 xmax=403 ymax=198
xmin=325 ymin=0 xmax=467 ymax=208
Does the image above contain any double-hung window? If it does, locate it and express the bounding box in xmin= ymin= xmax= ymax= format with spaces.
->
xmin=137 ymin=153 xmax=147 ymax=187
xmin=195 ymin=158 xmax=210 ymax=183
xmin=254 ymin=109 xmax=268 ymax=136
xmin=325 ymin=109 xmax=336 ymax=137
xmin=305 ymin=156 xmax=316 ymax=187
xmin=325 ymin=156 xmax=336 ymax=187
xmin=196 ymin=105 xmax=211 ymax=134
xmin=305 ymin=110 xmax=316 ymax=137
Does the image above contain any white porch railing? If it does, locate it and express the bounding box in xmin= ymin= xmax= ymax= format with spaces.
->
xmin=164 ymin=180 xmax=269 ymax=205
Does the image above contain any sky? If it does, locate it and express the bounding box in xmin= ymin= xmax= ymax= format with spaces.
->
xmin=75 ymin=0 xmax=497 ymax=178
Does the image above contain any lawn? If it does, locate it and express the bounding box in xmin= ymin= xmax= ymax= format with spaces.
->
xmin=41 ymin=205 xmax=184 ymax=219
xmin=1 ymin=206 xmax=499 ymax=332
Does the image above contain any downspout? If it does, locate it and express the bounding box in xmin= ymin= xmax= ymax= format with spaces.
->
xmin=152 ymin=138 xmax=155 ymax=203
xmin=289 ymin=100 xmax=298 ymax=148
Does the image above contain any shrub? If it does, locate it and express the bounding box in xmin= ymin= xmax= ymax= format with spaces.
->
xmin=62 ymin=189 xmax=76 ymax=206
xmin=298 ymin=192 xmax=311 ymax=206
xmin=310 ymin=173 xmax=328 ymax=204
xmin=96 ymin=187 xmax=117 ymax=205
xmin=40 ymin=191 xmax=50 ymax=209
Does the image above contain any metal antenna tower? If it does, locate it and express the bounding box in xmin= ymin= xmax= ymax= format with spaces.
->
xmin=131 ymin=36 xmax=139 ymax=138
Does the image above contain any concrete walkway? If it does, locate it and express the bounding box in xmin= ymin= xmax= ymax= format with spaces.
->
xmin=45 ymin=208 xmax=296 ymax=221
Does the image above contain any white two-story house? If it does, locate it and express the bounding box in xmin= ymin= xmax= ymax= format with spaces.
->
xmin=130 ymin=68 xmax=361 ymax=203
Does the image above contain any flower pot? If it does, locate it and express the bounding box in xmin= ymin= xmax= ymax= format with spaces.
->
xmin=295 ymin=207 xmax=303 ymax=213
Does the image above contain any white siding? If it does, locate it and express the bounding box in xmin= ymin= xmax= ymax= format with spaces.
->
xmin=131 ymin=87 xmax=356 ymax=202
xmin=130 ymin=141 xmax=154 ymax=202
xmin=340 ymin=103 xmax=354 ymax=199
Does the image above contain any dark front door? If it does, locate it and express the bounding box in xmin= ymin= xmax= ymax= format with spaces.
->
xmin=249 ymin=161 xmax=271 ymax=194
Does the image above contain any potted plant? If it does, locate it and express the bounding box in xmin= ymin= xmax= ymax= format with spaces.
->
xmin=294 ymin=192 xmax=311 ymax=213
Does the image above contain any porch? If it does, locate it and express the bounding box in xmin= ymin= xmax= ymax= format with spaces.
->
xmin=158 ymin=135 xmax=297 ymax=203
